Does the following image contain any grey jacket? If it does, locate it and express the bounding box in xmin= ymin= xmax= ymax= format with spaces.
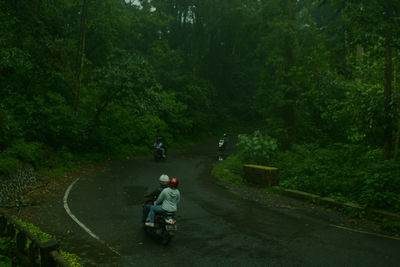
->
xmin=154 ymin=187 xmax=180 ymax=212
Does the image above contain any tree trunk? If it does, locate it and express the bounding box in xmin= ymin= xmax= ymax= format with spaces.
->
xmin=355 ymin=45 xmax=364 ymax=83
xmin=382 ymin=38 xmax=393 ymax=160
xmin=394 ymin=53 xmax=400 ymax=159
xmin=282 ymin=0 xmax=295 ymax=148
xmin=75 ymin=0 xmax=89 ymax=115
xmin=356 ymin=44 xmax=364 ymax=64
xmin=192 ymin=4 xmax=202 ymax=78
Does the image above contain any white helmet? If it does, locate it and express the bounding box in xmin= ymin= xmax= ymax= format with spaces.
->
xmin=159 ymin=174 xmax=170 ymax=186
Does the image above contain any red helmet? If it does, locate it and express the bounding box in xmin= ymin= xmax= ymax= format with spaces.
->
xmin=169 ymin=177 xmax=179 ymax=188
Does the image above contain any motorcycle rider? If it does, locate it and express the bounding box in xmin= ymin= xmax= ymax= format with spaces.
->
xmin=154 ymin=136 xmax=167 ymax=158
xmin=218 ymin=133 xmax=229 ymax=151
xmin=222 ymin=133 xmax=229 ymax=144
xmin=145 ymin=177 xmax=180 ymax=227
xmin=142 ymin=174 xmax=170 ymax=222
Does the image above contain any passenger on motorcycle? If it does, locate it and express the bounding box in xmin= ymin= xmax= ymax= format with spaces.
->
xmin=145 ymin=177 xmax=180 ymax=227
xmin=142 ymin=174 xmax=170 ymax=222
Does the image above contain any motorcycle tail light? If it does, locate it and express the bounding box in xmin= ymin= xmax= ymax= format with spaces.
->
xmin=165 ymin=218 xmax=175 ymax=224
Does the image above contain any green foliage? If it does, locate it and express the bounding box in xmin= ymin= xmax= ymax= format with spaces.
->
xmin=4 ymin=140 xmax=43 ymax=165
xmin=60 ymin=250 xmax=83 ymax=267
xmin=358 ymin=161 xmax=400 ymax=210
xmin=12 ymin=217 xmax=54 ymax=242
xmin=43 ymin=166 xmax=72 ymax=180
xmin=318 ymin=69 xmax=385 ymax=145
xmin=87 ymin=48 xmax=195 ymax=156
xmin=272 ymin=144 xmax=400 ymax=213
xmin=381 ymin=220 xmax=400 ymax=235
xmin=0 ymin=47 xmax=33 ymax=73
xmin=219 ymin=139 xmax=400 ymax=214
xmin=237 ymin=133 xmax=278 ymax=165
xmin=0 ymin=156 xmax=20 ymax=176
xmin=0 ymin=238 xmax=13 ymax=266
xmin=223 ymin=154 xmax=244 ymax=177
xmin=214 ymin=157 xmax=244 ymax=186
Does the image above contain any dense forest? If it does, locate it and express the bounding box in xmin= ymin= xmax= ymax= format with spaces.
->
xmin=1 ymin=1 xmax=399 ymax=212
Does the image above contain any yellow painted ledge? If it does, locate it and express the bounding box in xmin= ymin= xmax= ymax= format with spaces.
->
xmin=243 ymin=164 xmax=278 ymax=171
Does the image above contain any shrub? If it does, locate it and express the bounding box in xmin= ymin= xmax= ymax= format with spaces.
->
xmin=0 ymin=140 xmax=44 ymax=173
xmin=7 ymin=140 xmax=43 ymax=165
xmin=223 ymin=154 xmax=244 ymax=176
xmin=60 ymin=250 xmax=82 ymax=267
xmin=272 ymin=144 xmax=400 ymax=213
xmin=214 ymin=158 xmax=244 ymax=186
xmin=237 ymin=133 xmax=278 ymax=165
xmin=0 ymin=156 xmax=20 ymax=176
xmin=357 ymin=161 xmax=400 ymax=211
xmin=221 ymin=140 xmax=400 ymax=213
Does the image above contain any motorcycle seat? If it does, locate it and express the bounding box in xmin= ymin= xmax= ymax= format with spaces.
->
xmin=156 ymin=210 xmax=175 ymax=217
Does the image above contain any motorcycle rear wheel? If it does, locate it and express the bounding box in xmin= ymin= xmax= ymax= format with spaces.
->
xmin=161 ymin=230 xmax=171 ymax=245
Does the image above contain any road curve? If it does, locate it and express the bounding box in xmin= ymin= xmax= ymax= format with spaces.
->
xmin=65 ymin=141 xmax=400 ymax=267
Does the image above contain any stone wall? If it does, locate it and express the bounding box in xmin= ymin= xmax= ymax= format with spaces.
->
xmin=0 ymin=166 xmax=36 ymax=204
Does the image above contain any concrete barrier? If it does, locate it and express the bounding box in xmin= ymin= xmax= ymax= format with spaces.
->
xmin=368 ymin=208 xmax=400 ymax=222
xmin=280 ymin=188 xmax=319 ymax=201
xmin=271 ymin=186 xmax=399 ymax=222
xmin=215 ymin=165 xmax=400 ymax=223
xmin=0 ymin=209 xmax=70 ymax=267
xmin=243 ymin=164 xmax=278 ymax=187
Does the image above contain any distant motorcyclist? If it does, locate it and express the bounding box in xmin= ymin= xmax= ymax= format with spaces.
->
xmin=142 ymin=174 xmax=170 ymax=222
xmin=154 ymin=136 xmax=167 ymax=158
xmin=145 ymin=177 xmax=180 ymax=227
xmin=218 ymin=133 xmax=229 ymax=151
xmin=222 ymin=133 xmax=229 ymax=143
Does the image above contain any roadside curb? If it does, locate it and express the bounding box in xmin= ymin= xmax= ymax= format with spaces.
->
xmin=270 ymin=186 xmax=400 ymax=222
xmin=213 ymin=164 xmax=400 ymax=223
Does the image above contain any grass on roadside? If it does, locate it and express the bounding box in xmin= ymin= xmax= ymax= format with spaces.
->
xmin=214 ymin=154 xmax=245 ymax=186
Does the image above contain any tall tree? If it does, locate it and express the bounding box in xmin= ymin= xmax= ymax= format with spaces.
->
xmin=394 ymin=54 xmax=400 ymax=159
xmin=75 ymin=0 xmax=89 ymax=115
xmin=282 ymin=0 xmax=296 ymax=146
xmin=338 ymin=0 xmax=400 ymax=159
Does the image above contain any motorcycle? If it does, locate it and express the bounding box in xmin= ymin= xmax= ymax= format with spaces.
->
xmin=217 ymin=138 xmax=227 ymax=151
xmin=143 ymin=200 xmax=177 ymax=245
xmin=154 ymin=142 xmax=166 ymax=161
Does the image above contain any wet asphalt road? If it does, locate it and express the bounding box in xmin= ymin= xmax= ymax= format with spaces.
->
xmin=66 ymin=141 xmax=400 ymax=267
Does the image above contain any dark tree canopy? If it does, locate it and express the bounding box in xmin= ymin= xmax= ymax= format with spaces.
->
xmin=1 ymin=0 xmax=399 ymax=175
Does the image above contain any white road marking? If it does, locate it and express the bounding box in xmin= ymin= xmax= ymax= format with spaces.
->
xmin=64 ymin=178 xmax=121 ymax=256
xmin=330 ymin=224 xmax=400 ymax=241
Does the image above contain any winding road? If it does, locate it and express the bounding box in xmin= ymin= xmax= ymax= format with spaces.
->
xmin=63 ymin=140 xmax=400 ymax=266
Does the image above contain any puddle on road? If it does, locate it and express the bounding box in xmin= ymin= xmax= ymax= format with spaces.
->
xmin=123 ymin=186 xmax=148 ymax=206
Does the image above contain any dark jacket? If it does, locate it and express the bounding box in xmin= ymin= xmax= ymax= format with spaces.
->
xmin=145 ymin=186 xmax=165 ymax=202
